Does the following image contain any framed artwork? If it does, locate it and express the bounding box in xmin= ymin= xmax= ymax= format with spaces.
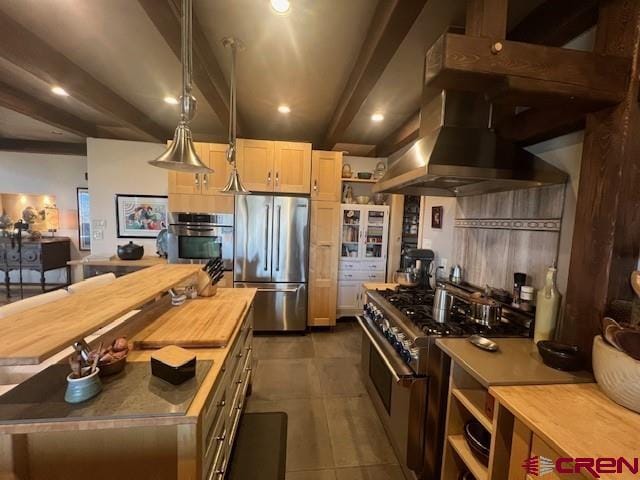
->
xmin=431 ymin=205 xmax=443 ymax=229
xmin=76 ymin=187 xmax=91 ymax=250
xmin=115 ymin=194 xmax=168 ymax=238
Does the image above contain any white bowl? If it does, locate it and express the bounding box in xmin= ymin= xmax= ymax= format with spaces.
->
xmin=592 ymin=335 xmax=640 ymax=413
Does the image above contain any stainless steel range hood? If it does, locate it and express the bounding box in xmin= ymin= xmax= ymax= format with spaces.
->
xmin=373 ymin=91 xmax=568 ymax=197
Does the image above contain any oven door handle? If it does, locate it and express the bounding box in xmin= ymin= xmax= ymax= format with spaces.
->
xmin=356 ymin=315 xmax=413 ymax=384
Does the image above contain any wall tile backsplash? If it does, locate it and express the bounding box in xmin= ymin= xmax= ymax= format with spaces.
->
xmin=452 ymin=184 xmax=565 ymax=291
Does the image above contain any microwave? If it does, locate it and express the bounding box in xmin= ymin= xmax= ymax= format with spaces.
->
xmin=167 ymin=212 xmax=234 ymax=270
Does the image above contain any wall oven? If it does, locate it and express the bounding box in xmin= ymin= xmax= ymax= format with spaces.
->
xmin=167 ymin=212 xmax=233 ymax=269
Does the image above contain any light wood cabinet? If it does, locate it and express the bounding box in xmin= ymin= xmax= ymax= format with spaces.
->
xmin=275 ymin=141 xmax=311 ymax=194
xmin=168 ymin=193 xmax=234 ymax=214
xmin=203 ymin=143 xmax=233 ymax=194
xmin=308 ymin=201 xmax=340 ymax=327
xmin=168 ymin=142 xmax=207 ymax=195
xmin=236 ymin=139 xmax=311 ymax=193
xmin=311 ymin=150 xmax=342 ymax=201
xmin=236 ymin=139 xmax=275 ymax=192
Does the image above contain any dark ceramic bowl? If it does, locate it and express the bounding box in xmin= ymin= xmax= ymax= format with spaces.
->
xmin=98 ymin=354 xmax=127 ymax=377
xmin=537 ymin=341 xmax=583 ymax=371
xmin=464 ymin=420 xmax=491 ymax=466
xmin=117 ymin=241 xmax=144 ymax=260
xmin=357 ymin=172 xmax=373 ymax=179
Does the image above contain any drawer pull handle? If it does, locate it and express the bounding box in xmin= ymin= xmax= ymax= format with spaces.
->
xmin=218 ymin=400 xmax=226 ymax=407
xmin=238 ymin=352 xmax=244 ymax=358
xmin=216 ymin=433 xmax=226 ymax=442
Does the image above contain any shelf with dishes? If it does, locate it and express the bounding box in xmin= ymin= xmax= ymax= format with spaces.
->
xmin=341 ymin=177 xmax=377 ymax=184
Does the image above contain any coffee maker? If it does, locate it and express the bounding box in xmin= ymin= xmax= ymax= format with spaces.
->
xmin=403 ymin=248 xmax=435 ymax=289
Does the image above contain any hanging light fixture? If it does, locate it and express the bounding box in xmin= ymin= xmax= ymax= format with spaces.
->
xmin=221 ymin=37 xmax=250 ymax=194
xmin=149 ymin=0 xmax=211 ymax=174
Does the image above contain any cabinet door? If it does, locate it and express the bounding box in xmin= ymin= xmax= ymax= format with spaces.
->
xmin=308 ymin=201 xmax=339 ymax=327
xmin=363 ymin=206 xmax=390 ymax=261
xmin=311 ymin=151 xmax=342 ymax=202
xmin=167 ymin=142 xmax=205 ymax=195
xmin=337 ymin=281 xmax=361 ymax=310
xmin=274 ymin=141 xmax=311 ymax=194
xmin=203 ymin=143 xmax=233 ymax=194
xmin=340 ymin=205 xmax=364 ymax=260
xmin=236 ymin=139 xmax=274 ymax=192
xmin=168 ymin=193 xmax=234 ymax=214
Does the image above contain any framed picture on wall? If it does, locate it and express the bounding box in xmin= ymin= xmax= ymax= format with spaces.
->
xmin=431 ymin=206 xmax=443 ymax=229
xmin=115 ymin=194 xmax=168 ymax=238
xmin=76 ymin=187 xmax=91 ymax=250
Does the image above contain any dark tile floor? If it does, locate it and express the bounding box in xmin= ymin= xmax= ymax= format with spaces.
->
xmin=247 ymin=321 xmax=405 ymax=480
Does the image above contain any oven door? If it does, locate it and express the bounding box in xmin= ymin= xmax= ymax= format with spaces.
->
xmin=167 ymin=225 xmax=233 ymax=269
xmin=357 ymin=315 xmax=428 ymax=476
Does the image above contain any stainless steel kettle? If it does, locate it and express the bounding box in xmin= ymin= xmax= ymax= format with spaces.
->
xmin=450 ymin=265 xmax=463 ymax=284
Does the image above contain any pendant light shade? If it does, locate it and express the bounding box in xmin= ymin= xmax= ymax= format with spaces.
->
xmin=220 ymin=37 xmax=250 ymax=194
xmin=148 ymin=0 xmax=211 ymax=174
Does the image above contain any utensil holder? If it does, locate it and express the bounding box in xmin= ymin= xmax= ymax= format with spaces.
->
xmin=196 ymin=270 xmax=218 ymax=297
xmin=65 ymin=368 xmax=102 ymax=404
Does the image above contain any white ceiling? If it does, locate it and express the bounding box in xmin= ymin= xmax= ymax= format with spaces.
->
xmin=0 ymin=0 xmax=551 ymax=149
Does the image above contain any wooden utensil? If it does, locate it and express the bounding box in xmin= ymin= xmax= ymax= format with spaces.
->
xmin=91 ymin=342 xmax=102 ymax=373
xmin=602 ymin=317 xmax=624 ymax=350
xmin=631 ymin=271 xmax=640 ymax=298
xmin=615 ymin=329 xmax=640 ymax=361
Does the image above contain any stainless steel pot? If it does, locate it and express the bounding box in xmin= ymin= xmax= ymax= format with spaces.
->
xmin=450 ymin=265 xmax=463 ymax=284
xmin=468 ymin=298 xmax=502 ymax=327
xmin=394 ymin=270 xmax=420 ymax=287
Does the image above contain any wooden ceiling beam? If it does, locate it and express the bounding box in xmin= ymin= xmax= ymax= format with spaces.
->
xmin=0 ymin=11 xmax=168 ymax=142
xmin=0 ymin=138 xmax=87 ymax=156
xmin=508 ymin=0 xmax=599 ymax=47
xmin=322 ymin=0 xmax=427 ymax=150
xmin=425 ymin=33 xmax=630 ymax=109
xmin=0 ymin=81 xmax=98 ymax=138
xmin=465 ymin=0 xmax=508 ymax=38
xmin=375 ymin=110 xmax=420 ymax=158
xmin=496 ymin=106 xmax=587 ymax=146
xmin=137 ymin=0 xmax=237 ymax=133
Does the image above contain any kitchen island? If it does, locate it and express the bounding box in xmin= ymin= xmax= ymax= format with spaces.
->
xmin=0 ymin=266 xmax=256 ymax=480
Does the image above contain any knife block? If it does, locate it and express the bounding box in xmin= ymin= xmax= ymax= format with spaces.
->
xmin=196 ymin=270 xmax=218 ymax=297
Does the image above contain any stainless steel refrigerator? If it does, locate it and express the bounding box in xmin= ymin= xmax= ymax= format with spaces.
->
xmin=234 ymin=195 xmax=309 ymax=331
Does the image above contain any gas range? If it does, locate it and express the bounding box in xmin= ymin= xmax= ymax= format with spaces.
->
xmin=362 ymin=287 xmax=531 ymax=375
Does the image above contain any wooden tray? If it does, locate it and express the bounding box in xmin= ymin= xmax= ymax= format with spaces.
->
xmin=133 ymin=298 xmax=248 ymax=349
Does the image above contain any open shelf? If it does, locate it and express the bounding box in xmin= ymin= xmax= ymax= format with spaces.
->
xmin=448 ymin=435 xmax=489 ymax=480
xmin=341 ymin=178 xmax=377 ymax=183
xmin=452 ymin=389 xmax=493 ymax=432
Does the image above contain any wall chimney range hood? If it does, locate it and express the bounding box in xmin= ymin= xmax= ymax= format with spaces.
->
xmin=373 ymin=90 xmax=568 ymax=197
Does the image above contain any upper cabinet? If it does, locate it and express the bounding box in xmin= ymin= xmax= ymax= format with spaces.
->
xmin=311 ymin=151 xmax=342 ymax=202
xmin=275 ymin=142 xmax=311 ymax=194
xmin=236 ymin=139 xmax=275 ymax=192
xmin=237 ymin=139 xmax=311 ymax=194
xmin=168 ymin=142 xmax=232 ymax=195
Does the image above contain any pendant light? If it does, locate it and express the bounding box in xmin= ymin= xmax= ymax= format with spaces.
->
xmin=149 ymin=0 xmax=212 ymax=174
xmin=221 ymin=37 xmax=250 ymax=194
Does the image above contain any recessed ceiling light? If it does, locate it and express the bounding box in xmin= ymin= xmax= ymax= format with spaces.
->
xmin=371 ymin=113 xmax=384 ymax=122
xmin=51 ymin=86 xmax=69 ymax=97
xmin=278 ymin=105 xmax=291 ymax=114
xmin=270 ymin=0 xmax=290 ymax=14
xmin=164 ymin=96 xmax=179 ymax=105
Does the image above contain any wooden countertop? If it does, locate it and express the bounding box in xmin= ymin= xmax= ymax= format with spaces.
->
xmin=436 ymin=338 xmax=593 ymax=388
xmin=0 ymin=264 xmax=200 ymax=366
xmin=362 ymin=282 xmax=398 ymax=290
xmin=67 ymin=256 xmax=167 ymax=267
xmin=0 ymin=288 xmax=256 ymax=434
xmin=490 ymin=383 xmax=640 ymax=478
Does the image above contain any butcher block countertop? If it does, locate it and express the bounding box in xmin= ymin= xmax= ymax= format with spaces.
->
xmin=0 ymin=264 xmax=201 ymax=366
xmin=490 ymin=383 xmax=640 ymax=475
xmin=67 ymin=255 xmax=167 ymax=267
xmin=436 ymin=338 xmax=593 ymax=388
xmin=0 ymin=287 xmax=256 ymax=434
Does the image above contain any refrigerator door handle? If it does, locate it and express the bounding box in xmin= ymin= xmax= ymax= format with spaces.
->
xmin=264 ymin=205 xmax=269 ymax=271
xmin=275 ymin=205 xmax=281 ymax=271
xmin=256 ymin=287 xmax=298 ymax=293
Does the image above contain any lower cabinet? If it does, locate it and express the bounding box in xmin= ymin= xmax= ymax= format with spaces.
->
xmin=337 ymin=260 xmax=386 ymax=317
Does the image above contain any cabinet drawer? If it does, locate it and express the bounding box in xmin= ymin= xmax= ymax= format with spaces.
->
xmin=339 ymin=260 xmax=385 ymax=271
xmin=339 ymin=270 xmax=385 ymax=281
xmin=202 ymin=409 xmax=227 ymax=480
xmin=202 ymin=378 xmax=228 ymax=452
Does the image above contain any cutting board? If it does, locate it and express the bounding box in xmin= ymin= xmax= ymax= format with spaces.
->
xmin=133 ymin=298 xmax=248 ymax=349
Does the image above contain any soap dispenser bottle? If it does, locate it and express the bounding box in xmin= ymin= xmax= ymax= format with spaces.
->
xmin=534 ymin=265 xmax=561 ymax=343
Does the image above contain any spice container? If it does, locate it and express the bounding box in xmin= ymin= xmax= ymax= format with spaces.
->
xmin=520 ymin=285 xmax=535 ymax=312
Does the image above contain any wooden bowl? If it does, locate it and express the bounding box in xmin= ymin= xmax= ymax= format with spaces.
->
xmin=98 ymin=354 xmax=127 ymax=377
xmin=592 ymin=335 xmax=640 ymax=413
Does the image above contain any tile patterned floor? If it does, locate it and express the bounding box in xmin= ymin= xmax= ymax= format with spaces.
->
xmin=247 ymin=321 xmax=405 ymax=480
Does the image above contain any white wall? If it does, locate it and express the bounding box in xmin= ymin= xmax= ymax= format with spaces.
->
xmin=87 ymin=138 xmax=166 ymax=257
xmin=420 ymin=196 xmax=457 ymax=271
xmin=526 ymin=132 xmax=583 ymax=300
xmin=0 ymin=151 xmax=88 ymax=282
